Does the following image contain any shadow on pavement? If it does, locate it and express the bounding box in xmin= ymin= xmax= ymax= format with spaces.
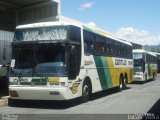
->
xmin=131 ymin=79 xmax=155 ymax=85
xmin=8 ymin=98 xmax=82 ymax=109
xmin=0 ymin=90 xmax=8 ymax=98
xmin=8 ymin=87 xmax=131 ymax=109
xmin=142 ymin=99 xmax=160 ymax=120
xmin=0 ymin=77 xmax=9 ymax=98
xmin=90 ymin=87 xmax=131 ymax=101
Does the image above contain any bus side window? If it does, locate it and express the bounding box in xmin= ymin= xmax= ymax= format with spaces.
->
xmin=119 ymin=43 xmax=123 ymax=58
xmin=95 ymin=35 xmax=105 ymax=54
xmin=110 ymin=41 xmax=114 ymax=56
xmin=105 ymin=39 xmax=109 ymax=54
xmin=105 ymin=38 xmax=112 ymax=55
xmin=114 ymin=41 xmax=120 ymax=57
xmin=84 ymin=30 xmax=95 ymax=53
xmin=68 ymin=26 xmax=81 ymax=42
xmin=124 ymin=45 xmax=127 ymax=58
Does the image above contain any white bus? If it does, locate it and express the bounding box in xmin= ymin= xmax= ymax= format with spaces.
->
xmin=133 ymin=49 xmax=157 ymax=82
xmin=9 ymin=21 xmax=133 ymax=102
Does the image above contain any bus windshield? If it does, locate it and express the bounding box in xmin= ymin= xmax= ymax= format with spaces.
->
xmin=134 ymin=59 xmax=144 ymax=67
xmin=133 ymin=58 xmax=145 ymax=73
xmin=133 ymin=53 xmax=143 ymax=59
xmin=134 ymin=67 xmax=143 ymax=72
xmin=13 ymin=25 xmax=81 ymax=43
xmin=10 ymin=43 xmax=67 ymax=77
xmin=14 ymin=26 xmax=67 ymax=41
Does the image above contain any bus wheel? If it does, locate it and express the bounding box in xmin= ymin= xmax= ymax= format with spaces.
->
xmin=119 ymin=75 xmax=126 ymax=90
xmin=124 ymin=74 xmax=128 ymax=88
xmin=8 ymin=98 xmax=17 ymax=107
xmin=153 ymin=73 xmax=156 ymax=80
xmin=81 ymin=80 xmax=91 ymax=103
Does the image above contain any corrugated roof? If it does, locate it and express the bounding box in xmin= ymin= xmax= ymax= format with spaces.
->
xmin=0 ymin=0 xmax=59 ymax=7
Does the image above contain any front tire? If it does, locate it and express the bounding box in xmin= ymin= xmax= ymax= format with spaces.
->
xmin=81 ymin=80 xmax=91 ymax=103
xmin=8 ymin=98 xmax=17 ymax=106
xmin=153 ymin=73 xmax=156 ymax=80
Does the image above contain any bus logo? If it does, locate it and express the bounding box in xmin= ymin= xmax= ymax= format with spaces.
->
xmin=70 ymin=83 xmax=80 ymax=94
xmin=13 ymin=77 xmax=28 ymax=82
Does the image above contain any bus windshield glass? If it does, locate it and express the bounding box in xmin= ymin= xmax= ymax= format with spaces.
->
xmin=134 ymin=67 xmax=143 ymax=72
xmin=133 ymin=53 xmax=143 ymax=59
xmin=10 ymin=44 xmax=67 ymax=77
xmin=14 ymin=26 xmax=68 ymax=41
xmin=13 ymin=25 xmax=81 ymax=43
xmin=133 ymin=58 xmax=145 ymax=73
xmin=134 ymin=59 xmax=144 ymax=67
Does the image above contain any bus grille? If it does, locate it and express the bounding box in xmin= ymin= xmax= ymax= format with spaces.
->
xmin=20 ymin=82 xmax=47 ymax=86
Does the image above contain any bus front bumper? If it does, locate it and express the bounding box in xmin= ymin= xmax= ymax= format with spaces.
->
xmin=9 ymin=86 xmax=71 ymax=100
xmin=134 ymin=76 xmax=144 ymax=81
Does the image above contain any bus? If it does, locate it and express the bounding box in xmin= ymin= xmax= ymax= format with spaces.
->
xmin=9 ymin=21 xmax=133 ymax=102
xmin=155 ymin=52 xmax=160 ymax=73
xmin=133 ymin=49 xmax=157 ymax=82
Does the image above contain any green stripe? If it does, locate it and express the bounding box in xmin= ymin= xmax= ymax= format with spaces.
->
xmin=101 ymin=57 xmax=113 ymax=88
xmin=94 ymin=56 xmax=113 ymax=90
xmin=31 ymin=78 xmax=47 ymax=85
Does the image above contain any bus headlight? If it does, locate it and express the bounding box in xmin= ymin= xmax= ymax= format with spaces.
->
xmin=60 ymin=82 xmax=65 ymax=86
xmin=9 ymin=82 xmax=19 ymax=85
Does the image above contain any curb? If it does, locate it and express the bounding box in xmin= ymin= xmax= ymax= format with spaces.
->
xmin=0 ymin=96 xmax=9 ymax=107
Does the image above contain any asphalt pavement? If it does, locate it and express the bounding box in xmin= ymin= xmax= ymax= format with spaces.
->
xmin=0 ymin=74 xmax=160 ymax=120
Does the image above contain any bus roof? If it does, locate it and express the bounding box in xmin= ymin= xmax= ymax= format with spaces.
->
xmin=133 ymin=49 xmax=157 ymax=57
xmin=133 ymin=49 xmax=146 ymax=53
xmin=82 ymin=24 xmax=132 ymax=46
xmin=148 ymin=51 xmax=160 ymax=57
xmin=16 ymin=21 xmax=82 ymax=29
xmin=16 ymin=21 xmax=132 ymax=46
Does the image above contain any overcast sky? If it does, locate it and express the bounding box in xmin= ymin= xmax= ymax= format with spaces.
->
xmin=61 ymin=0 xmax=160 ymax=45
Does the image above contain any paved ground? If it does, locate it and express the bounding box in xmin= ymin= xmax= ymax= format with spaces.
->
xmin=0 ymin=75 xmax=160 ymax=120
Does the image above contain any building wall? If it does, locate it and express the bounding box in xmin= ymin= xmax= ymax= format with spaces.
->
xmin=0 ymin=0 xmax=60 ymax=66
xmin=0 ymin=9 xmax=16 ymax=31
xmin=0 ymin=0 xmax=61 ymax=30
xmin=17 ymin=1 xmax=60 ymax=25
xmin=0 ymin=0 xmax=60 ymax=65
xmin=0 ymin=30 xmax=14 ymax=65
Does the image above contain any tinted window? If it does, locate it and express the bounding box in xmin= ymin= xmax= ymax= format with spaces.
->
xmin=95 ymin=35 xmax=105 ymax=53
xmin=84 ymin=30 xmax=95 ymax=52
xmin=68 ymin=26 xmax=81 ymax=42
xmin=83 ymin=29 xmax=133 ymax=59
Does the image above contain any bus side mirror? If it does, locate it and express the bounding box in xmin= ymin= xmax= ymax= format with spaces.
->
xmin=11 ymin=59 xmax=15 ymax=68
